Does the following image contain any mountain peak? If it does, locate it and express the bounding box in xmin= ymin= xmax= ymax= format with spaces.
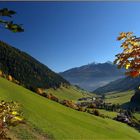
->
xmin=60 ymin=61 xmax=124 ymax=91
xmin=105 ymin=61 xmax=113 ymax=64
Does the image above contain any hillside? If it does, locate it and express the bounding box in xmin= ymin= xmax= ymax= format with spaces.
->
xmin=0 ymin=77 xmax=140 ymax=139
xmin=0 ymin=40 xmax=69 ymax=90
xmin=47 ymin=86 xmax=92 ymax=101
xmin=94 ymin=77 xmax=140 ymax=94
xmin=105 ymin=91 xmax=135 ymax=105
xmin=60 ymin=62 xmax=124 ymax=91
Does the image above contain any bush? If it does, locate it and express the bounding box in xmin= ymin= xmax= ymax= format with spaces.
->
xmin=50 ymin=94 xmax=59 ymax=102
xmin=77 ymin=107 xmax=86 ymax=112
xmin=47 ymin=93 xmax=59 ymax=102
xmin=93 ymin=109 xmax=100 ymax=116
xmin=36 ymin=88 xmax=44 ymax=95
xmin=7 ymin=75 xmax=13 ymax=81
xmin=0 ymin=100 xmax=23 ymax=139
xmin=61 ymin=100 xmax=78 ymax=110
xmin=88 ymin=103 xmax=96 ymax=109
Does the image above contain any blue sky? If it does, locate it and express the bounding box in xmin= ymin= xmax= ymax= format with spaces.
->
xmin=0 ymin=2 xmax=140 ymax=72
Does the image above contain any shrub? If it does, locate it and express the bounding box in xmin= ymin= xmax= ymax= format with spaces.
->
xmin=0 ymin=100 xmax=23 ymax=139
xmin=88 ymin=103 xmax=96 ymax=108
xmin=41 ymin=92 xmax=48 ymax=98
xmin=50 ymin=94 xmax=59 ymax=102
xmin=7 ymin=75 xmax=13 ymax=81
xmin=36 ymin=88 xmax=44 ymax=94
xmin=61 ymin=100 xmax=78 ymax=110
xmin=93 ymin=109 xmax=100 ymax=116
xmin=77 ymin=107 xmax=86 ymax=112
xmin=46 ymin=93 xmax=59 ymax=102
xmin=13 ymin=79 xmax=20 ymax=85
xmin=0 ymin=70 xmax=3 ymax=77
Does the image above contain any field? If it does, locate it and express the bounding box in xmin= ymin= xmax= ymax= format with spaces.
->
xmin=0 ymin=77 xmax=140 ymax=140
xmin=105 ymin=91 xmax=135 ymax=105
xmin=97 ymin=109 xmax=117 ymax=119
xmin=47 ymin=86 xmax=92 ymax=101
xmin=134 ymin=113 xmax=140 ymax=121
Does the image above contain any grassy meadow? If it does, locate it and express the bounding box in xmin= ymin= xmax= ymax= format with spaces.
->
xmin=0 ymin=77 xmax=140 ymax=139
xmin=105 ymin=91 xmax=135 ymax=105
xmin=47 ymin=86 xmax=92 ymax=101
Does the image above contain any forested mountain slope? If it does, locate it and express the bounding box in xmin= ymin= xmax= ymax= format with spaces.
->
xmin=0 ymin=41 xmax=69 ymax=90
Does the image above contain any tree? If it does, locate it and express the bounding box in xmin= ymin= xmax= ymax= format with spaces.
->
xmin=114 ymin=32 xmax=140 ymax=78
xmin=0 ymin=8 xmax=24 ymax=32
xmin=93 ymin=109 xmax=100 ymax=116
xmin=101 ymin=94 xmax=105 ymax=100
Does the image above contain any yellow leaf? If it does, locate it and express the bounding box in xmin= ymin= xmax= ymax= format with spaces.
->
xmin=14 ymin=116 xmax=23 ymax=121
xmin=12 ymin=111 xmax=18 ymax=115
xmin=126 ymin=63 xmax=130 ymax=69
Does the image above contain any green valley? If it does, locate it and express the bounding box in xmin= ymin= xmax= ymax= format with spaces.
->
xmin=0 ymin=77 xmax=140 ymax=139
xmin=1 ymin=4 xmax=140 ymax=140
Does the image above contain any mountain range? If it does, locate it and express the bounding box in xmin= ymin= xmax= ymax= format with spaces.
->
xmin=60 ymin=62 xmax=125 ymax=91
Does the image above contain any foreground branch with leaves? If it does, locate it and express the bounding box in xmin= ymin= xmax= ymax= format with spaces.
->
xmin=0 ymin=8 xmax=24 ymax=32
xmin=114 ymin=32 xmax=140 ymax=78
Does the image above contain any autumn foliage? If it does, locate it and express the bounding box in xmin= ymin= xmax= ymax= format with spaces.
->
xmin=114 ymin=32 xmax=140 ymax=77
xmin=61 ymin=100 xmax=78 ymax=110
xmin=36 ymin=88 xmax=44 ymax=95
xmin=0 ymin=101 xmax=23 ymax=139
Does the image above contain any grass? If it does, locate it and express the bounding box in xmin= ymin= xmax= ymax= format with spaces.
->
xmin=0 ymin=77 xmax=140 ymax=139
xmin=47 ymin=86 xmax=92 ymax=101
xmin=105 ymin=91 xmax=134 ymax=105
xmin=134 ymin=113 xmax=140 ymax=121
xmin=97 ymin=109 xmax=117 ymax=119
xmin=8 ymin=123 xmax=47 ymax=140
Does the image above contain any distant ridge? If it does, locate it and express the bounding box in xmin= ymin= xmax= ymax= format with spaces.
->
xmin=94 ymin=76 xmax=140 ymax=94
xmin=60 ymin=62 xmax=125 ymax=91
